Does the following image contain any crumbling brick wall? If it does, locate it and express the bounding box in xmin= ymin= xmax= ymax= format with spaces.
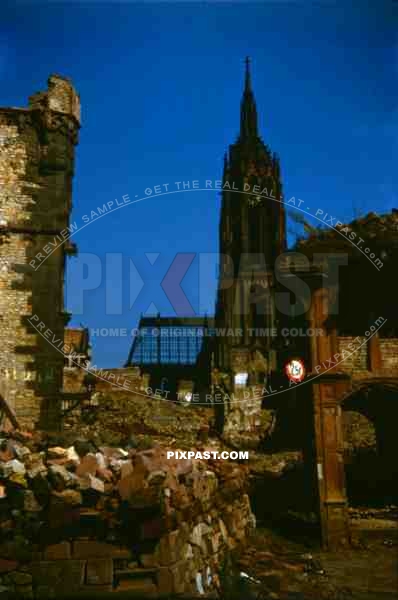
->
xmin=337 ymin=337 xmax=368 ymax=373
xmin=337 ymin=336 xmax=398 ymax=374
xmin=379 ymin=338 xmax=398 ymax=370
xmin=0 ymin=75 xmax=80 ymax=429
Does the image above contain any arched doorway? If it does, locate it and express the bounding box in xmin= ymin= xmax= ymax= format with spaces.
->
xmin=342 ymin=383 xmax=398 ymax=507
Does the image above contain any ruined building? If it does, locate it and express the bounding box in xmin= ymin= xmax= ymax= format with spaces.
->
xmin=0 ymin=75 xmax=80 ymax=429
xmin=288 ymin=210 xmax=398 ymax=547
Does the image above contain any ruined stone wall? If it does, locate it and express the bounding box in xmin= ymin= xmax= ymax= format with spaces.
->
xmin=379 ymin=338 xmax=398 ymax=370
xmin=337 ymin=337 xmax=368 ymax=373
xmin=223 ymin=384 xmax=266 ymax=449
xmin=62 ymin=367 xmax=86 ymax=395
xmin=0 ymin=75 xmax=80 ymax=429
xmin=337 ymin=336 xmax=398 ymax=374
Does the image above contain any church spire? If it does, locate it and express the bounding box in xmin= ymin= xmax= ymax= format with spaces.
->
xmin=240 ymin=57 xmax=258 ymax=140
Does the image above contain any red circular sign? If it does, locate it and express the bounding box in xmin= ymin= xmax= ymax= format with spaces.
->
xmin=285 ymin=358 xmax=306 ymax=383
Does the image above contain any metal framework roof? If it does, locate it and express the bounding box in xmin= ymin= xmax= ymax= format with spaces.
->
xmin=126 ymin=316 xmax=215 ymax=366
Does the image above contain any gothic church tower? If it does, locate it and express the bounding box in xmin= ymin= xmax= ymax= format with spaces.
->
xmin=215 ymin=59 xmax=286 ymax=379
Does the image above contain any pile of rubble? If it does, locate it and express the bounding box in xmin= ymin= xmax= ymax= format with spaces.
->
xmin=62 ymin=393 xmax=212 ymax=450
xmin=0 ymin=430 xmax=255 ymax=597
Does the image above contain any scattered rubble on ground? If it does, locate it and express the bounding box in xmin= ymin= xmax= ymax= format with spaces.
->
xmin=224 ymin=525 xmax=398 ymax=600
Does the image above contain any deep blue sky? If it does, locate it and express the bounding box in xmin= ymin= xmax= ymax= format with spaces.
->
xmin=1 ymin=1 xmax=397 ymax=367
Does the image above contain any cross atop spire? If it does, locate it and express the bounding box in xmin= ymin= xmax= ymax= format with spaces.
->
xmin=244 ymin=56 xmax=251 ymax=91
xmin=240 ymin=56 xmax=258 ymax=140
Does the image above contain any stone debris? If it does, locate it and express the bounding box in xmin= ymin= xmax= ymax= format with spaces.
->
xmin=0 ymin=429 xmax=255 ymax=598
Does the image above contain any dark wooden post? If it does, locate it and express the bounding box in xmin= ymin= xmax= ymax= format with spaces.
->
xmin=309 ymin=288 xmax=351 ymax=549
xmin=312 ymin=375 xmax=351 ymax=548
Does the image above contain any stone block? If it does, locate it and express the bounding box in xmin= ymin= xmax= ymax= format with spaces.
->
xmin=73 ymin=541 xmax=130 ymax=559
xmin=79 ymin=584 xmax=113 ymax=594
xmin=140 ymin=553 xmax=158 ymax=568
xmin=158 ymin=530 xmax=181 ymax=566
xmin=190 ymin=522 xmax=211 ymax=548
xmin=85 ymin=558 xmax=113 ymax=585
xmin=169 ymin=560 xmax=186 ymax=594
xmin=78 ymin=474 xmax=105 ymax=494
xmin=9 ymin=571 xmax=32 ymax=585
xmin=157 ymin=567 xmax=173 ymax=595
xmin=29 ymin=560 xmax=86 ymax=593
xmin=48 ymin=465 xmax=74 ymax=491
xmin=43 ymin=542 xmax=71 ymax=560
xmin=115 ymin=578 xmax=157 ymax=596
xmin=23 ymin=490 xmax=42 ymax=512
xmin=0 ymin=559 xmax=19 ymax=574
xmin=47 ymin=447 xmax=67 ymax=460
xmin=76 ymin=453 xmax=99 ymax=478
xmin=52 ymin=488 xmax=82 ymax=506
xmin=147 ymin=470 xmax=167 ymax=486
xmin=0 ymin=459 xmax=25 ymax=478
xmin=120 ymin=460 xmax=133 ymax=478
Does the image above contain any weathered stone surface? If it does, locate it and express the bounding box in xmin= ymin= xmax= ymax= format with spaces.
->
xmin=29 ymin=560 xmax=86 ymax=593
xmin=47 ymin=447 xmax=67 ymax=460
xmin=76 ymin=453 xmax=99 ymax=478
xmin=190 ymin=522 xmax=211 ymax=548
xmin=85 ymin=558 xmax=113 ymax=585
xmin=115 ymin=578 xmax=157 ymax=596
xmin=48 ymin=465 xmax=74 ymax=490
xmin=25 ymin=452 xmax=47 ymax=477
xmin=43 ymin=542 xmax=71 ymax=560
xmin=0 ymin=559 xmax=19 ymax=574
xmin=9 ymin=571 xmax=32 ymax=585
xmin=119 ymin=460 xmax=133 ymax=478
xmin=158 ymin=531 xmax=180 ymax=565
xmin=23 ymin=490 xmax=42 ymax=512
xmin=140 ymin=553 xmax=158 ymax=568
xmin=0 ymin=459 xmax=25 ymax=478
xmin=78 ymin=474 xmax=105 ymax=494
xmin=0 ymin=75 xmax=80 ymax=429
xmin=157 ymin=567 xmax=173 ymax=595
xmin=51 ymin=488 xmax=82 ymax=506
xmin=73 ymin=541 xmax=128 ymax=559
xmin=169 ymin=560 xmax=186 ymax=593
